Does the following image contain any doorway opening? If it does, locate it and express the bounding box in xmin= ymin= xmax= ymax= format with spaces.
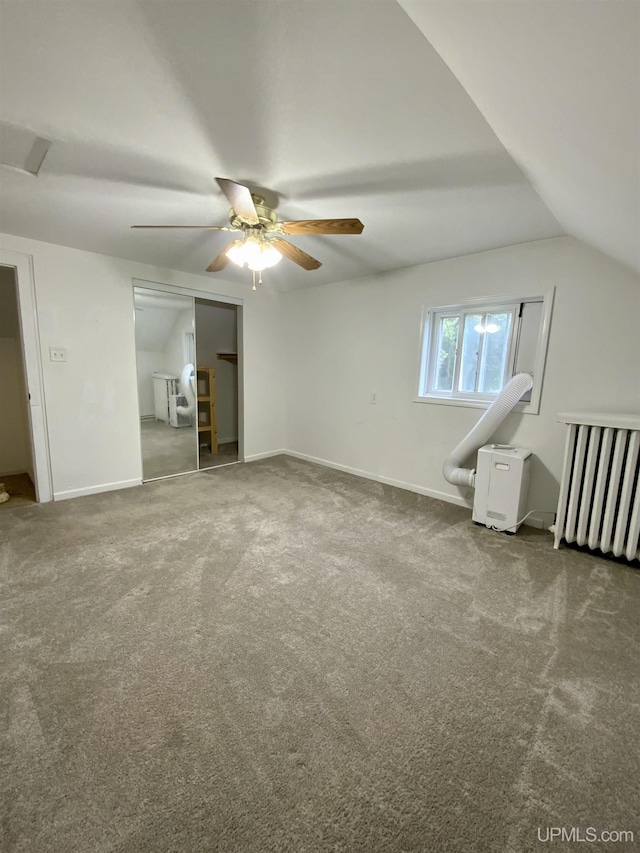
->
xmin=0 ymin=266 xmax=36 ymax=510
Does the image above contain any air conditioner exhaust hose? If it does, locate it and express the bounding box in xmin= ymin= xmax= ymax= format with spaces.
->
xmin=177 ymin=362 xmax=196 ymax=416
xmin=442 ymin=373 xmax=533 ymax=488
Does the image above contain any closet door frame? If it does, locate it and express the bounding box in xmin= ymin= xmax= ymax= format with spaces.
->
xmin=131 ymin=279 xmax=244 ymax=469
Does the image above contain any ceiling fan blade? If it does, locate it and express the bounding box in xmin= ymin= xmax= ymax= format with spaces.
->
xmin=271 ymin=238 xmax=322 ymax=271
xmin=132 ymin=224 xmax=235 ymax=230
xmin=215 ymin=177 xmax=259 ymax=224
xmin=278 ymin=218 xmax=364 ymax=235
xmin=206 ymin=240 xmax=240 ymax=272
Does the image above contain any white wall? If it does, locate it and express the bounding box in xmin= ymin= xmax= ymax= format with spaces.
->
xmin=0 ymin=266 xmax=32 ymax=476
xmin=284 ymin=236 xmax=640 ymax=525
xmin=135 ymin=349 xmax=165 ymax=418
xmin=195 ymin=299 xmax=237 ymax=354
xmin=163 ymin=308 xmax=193 ymax=380
xmin=0 ymin=232 xmax=286 ymax=499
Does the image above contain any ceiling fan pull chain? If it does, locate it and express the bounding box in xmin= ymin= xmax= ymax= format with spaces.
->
xmin=258 ymin=271 xmax=263 ymax=286
xmin=252 ymin=269 xmax=257 ymax=291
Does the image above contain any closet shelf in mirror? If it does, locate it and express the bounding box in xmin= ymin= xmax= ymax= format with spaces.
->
xmin=217 ymin=352 xmax=237 ymax=364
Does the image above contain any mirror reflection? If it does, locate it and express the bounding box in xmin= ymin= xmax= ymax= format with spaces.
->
xmin=134 ymin=287 xmax=197 ymax=479
xmin=195 ymin=298 xmax=239 ymax=469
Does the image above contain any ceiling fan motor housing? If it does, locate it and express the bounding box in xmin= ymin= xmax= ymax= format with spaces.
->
xmin=229 ymin=196 xmax=278 ymax=231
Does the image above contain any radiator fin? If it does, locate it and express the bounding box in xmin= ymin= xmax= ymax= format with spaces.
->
xmin=555 ymin=419 xmax=640 ymax=561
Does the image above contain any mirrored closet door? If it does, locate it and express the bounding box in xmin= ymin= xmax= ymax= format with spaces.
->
xmin=134 ymin=284 xmax=241 ymax=481
xmin=134 ymin=287 xmax=198 ymax=480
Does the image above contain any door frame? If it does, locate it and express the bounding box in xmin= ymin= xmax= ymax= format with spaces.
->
xmin=131 ymin=278 xmax=244 ymax=466
xmin=0 ymin=251 xmax=53 ymax=502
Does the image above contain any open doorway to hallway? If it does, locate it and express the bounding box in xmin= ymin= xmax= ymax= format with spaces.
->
xmin=0 ymin=265 xmax=36 ymax=510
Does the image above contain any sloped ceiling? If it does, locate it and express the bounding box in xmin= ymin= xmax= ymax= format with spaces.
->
xmin=133 ymin=290 xmax=191 ymax=352
xmin=0 ymin=0 xmax=565 ymax=291
xmin=399 ymin=0 xmax=640 ymax=274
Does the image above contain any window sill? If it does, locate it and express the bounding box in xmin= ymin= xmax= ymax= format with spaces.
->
xmin=413 ymin=394 xmax=538 ymax=415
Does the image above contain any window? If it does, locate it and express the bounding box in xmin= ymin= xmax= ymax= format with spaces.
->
xmin=417 ymin=291 xmax=553 ymax=414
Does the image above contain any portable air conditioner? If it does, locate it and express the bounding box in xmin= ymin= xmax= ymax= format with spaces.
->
xmin=472 ymin=444 xmax=532 ymax=533
xmin=152 ymin=373 xmax=179 ymax=423
xmin=169 ymin=394 xmax=192 ymax=428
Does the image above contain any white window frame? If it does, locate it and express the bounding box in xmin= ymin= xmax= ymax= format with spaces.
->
xmin=415 ymin=289 xmax=554 ymax=415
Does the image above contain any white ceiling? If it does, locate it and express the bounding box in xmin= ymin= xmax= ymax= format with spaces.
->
xmin=399 ymin=0 xmax=640 ymax=274
xmin=0 ymin=1 xmax=634 ymax=291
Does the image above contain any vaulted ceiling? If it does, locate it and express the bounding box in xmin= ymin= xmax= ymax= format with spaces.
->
xmin=399 ymin=0 xmax=640 ymax=275
xmin=0 ymin=1 xmax=637 ymax=291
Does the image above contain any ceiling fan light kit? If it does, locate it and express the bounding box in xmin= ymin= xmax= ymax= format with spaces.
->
xmin=227 ymin=233 xmax=283 ymax=290
xmin=227 ymin=235 xmax=282 ymax=271
xmin=132 ymin=177 xmax=364 ymax=290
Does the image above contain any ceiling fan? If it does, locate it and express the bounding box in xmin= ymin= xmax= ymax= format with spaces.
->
xmin=132 ymin=177 xmax=364 ymax=287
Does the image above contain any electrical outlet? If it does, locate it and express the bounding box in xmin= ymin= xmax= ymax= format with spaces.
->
xmin=49 ymin=347 xmax=67 ymax=362
xmin=370 ymin=392 xmax=378 ymax=405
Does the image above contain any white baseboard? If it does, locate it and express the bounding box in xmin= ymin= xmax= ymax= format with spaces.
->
xmin=282 ymin=450 xmax=473 ymax=508
xmin=244 ymin=448 xmax=288 ymax=463
xmin=48 ymin=449 xmax=551 ymax=531
xmin=281 ymin=450 xmax=550 ymax=530
xmin=54 ymin=478 xmax=141 ymax=501
xmin=0 ymin=467 xmax=33 ymax=477
xmin=515 ymin=513 xmax=548 ymax=530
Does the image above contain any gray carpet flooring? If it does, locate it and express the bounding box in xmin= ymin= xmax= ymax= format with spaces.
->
xmin=140 ymin=420 xmax=238 ymax=480
xmin=199 ymin=440 xmax=239 ymax=471
xmin=140 ymin=419 xmax=198 ymax=480
xmin=1 ymin=456 xmax=639 ymax=852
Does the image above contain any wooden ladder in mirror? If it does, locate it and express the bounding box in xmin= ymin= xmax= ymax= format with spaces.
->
xmin=196 ymin=365 xmax=218 ymax=459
